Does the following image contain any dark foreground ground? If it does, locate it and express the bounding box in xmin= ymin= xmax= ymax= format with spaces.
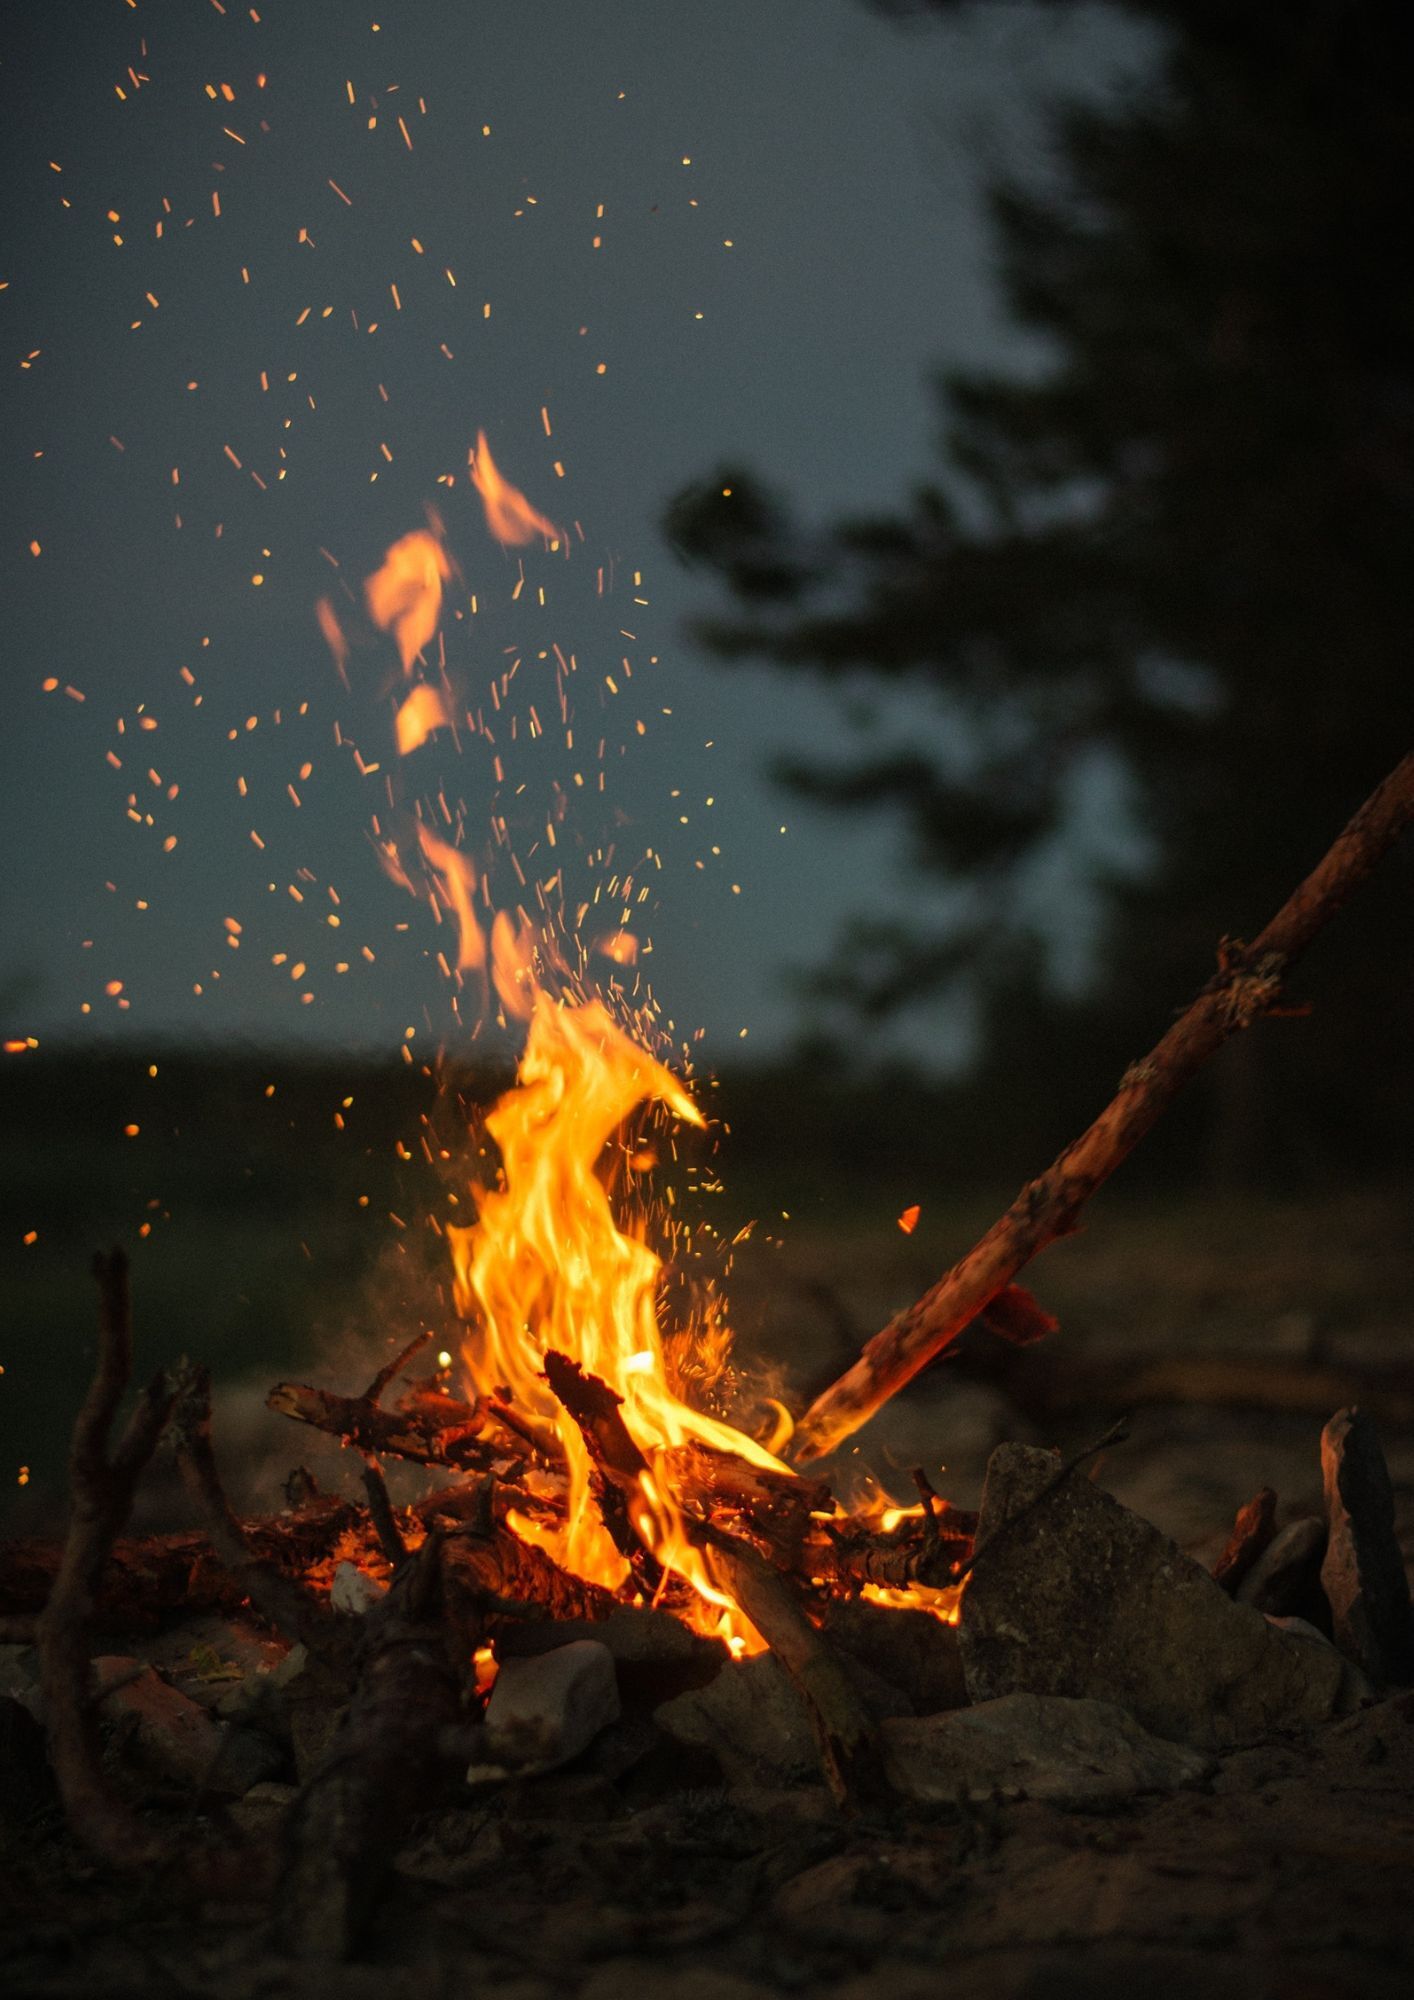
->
xmin=3 ymin=1050 xmax=1413 ymax=1994
xmin=4 ymin=1672 xmax=1414 ymax=1999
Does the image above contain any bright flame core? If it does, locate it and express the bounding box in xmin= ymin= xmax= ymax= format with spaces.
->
xmin=449 ymin=990 xmax=789 ymax=1648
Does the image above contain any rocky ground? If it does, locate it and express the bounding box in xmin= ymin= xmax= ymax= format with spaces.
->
xmin=4 ymin=1183 xmax=1413 ymax=1996
xmin=4 ymin=1671 xmax=1414 ymax=2000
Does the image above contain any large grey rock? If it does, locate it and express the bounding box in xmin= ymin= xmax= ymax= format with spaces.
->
xmin=93 ymin=1654 xmax=282 ymax=1795
xmin=1320 ymin=1406 xmax=1414 ymax=1685
xmin=960 ymin=1444 xmax=1366 ymax=1749
xmin=467 ymin=1639 xmax=620 ymax=1782
xmin=1265 ymin=1613 xmax=1375 ymax=1705
xmin=655 ymin=1647 xmax=911 ymax=1789
xmin=882 ymin=1693 xmax=1214 ymax=1808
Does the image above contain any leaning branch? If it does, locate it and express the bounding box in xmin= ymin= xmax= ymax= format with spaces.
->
xmin=791 ymin=747 xmax=1414 ymax=1463
xmin=34 ymin=1251 xmax=177 ymax=1872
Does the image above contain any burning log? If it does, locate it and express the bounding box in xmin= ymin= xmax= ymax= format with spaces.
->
xmin=439 ymin=1516 xmax=622 ymax=1631
xmin=541 ymin=1349 xmax=892 ymax=1808
xmin=791 ymin=746 xmax=1414 ymax=1463
xmin=2 ymin=1500 xmax=371 ymax=1623
xmin=267 ymin=1377 xmax=542 ymax=1475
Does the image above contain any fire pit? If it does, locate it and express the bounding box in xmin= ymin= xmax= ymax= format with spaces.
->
xmin=4 ymin=748 xmax=1414 ymax=1993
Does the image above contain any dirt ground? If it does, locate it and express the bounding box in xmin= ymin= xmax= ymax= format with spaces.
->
xmin=4 ymin=1688 xmax=1414 ymax=1999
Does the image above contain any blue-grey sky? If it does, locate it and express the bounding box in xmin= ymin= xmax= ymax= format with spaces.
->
xmin=1 ymin=0 xmax=1141 ymax=1070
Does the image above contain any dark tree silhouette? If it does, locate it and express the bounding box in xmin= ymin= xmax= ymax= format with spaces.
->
xmin=667 ymin=0 xmax=1414 ymax=1167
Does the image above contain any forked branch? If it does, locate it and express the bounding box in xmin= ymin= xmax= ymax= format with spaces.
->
xmin=791 ymin=747 xmax=1414 ymax=1463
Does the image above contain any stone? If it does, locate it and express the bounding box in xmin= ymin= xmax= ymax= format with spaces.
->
xmin=823 ymin=1599 xmax=968 ymax=1713
xmin=1210 ymin=1486 xmax=1278 ymax=1593
xmin=0 ymin=1642 xmax=42 ymax=1721
xmin=467 ymin=1639 xmax=621 ymax=1782
xmin=883 ymin=1693 xmax=1214 ymax=1809
xmin=330 ymin=1560 xmax=388 ymax=1615
xmin=1264 ymin=1612 xmax=1376 ymax=1706
xmin=227 ymin=1778 xmax=300 ymax=1839
xmin=1235 ymin=1516 xmax=1326 ymax=1617
xmin=959 ymin=1444 xmax=1364 ymax=1749
xmin=494 ymin=1607 xmax=727 ymax=1705
xmin=1320 ymin=1406 xmax=1414 ymax=1685
xmin=654 ymin=1647 xmax=911 ymax=1789
xmin=282 ymin=1651 xmax=349 ymax=1783
xmin=0 ymin=1694 xmax=57 ymax=1823
xmin=138 ymin=1614 xmax=289 ymax=1711
xmin=92 ymin=1654 xmax=282 ymax=1795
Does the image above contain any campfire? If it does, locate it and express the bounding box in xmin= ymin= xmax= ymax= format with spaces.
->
xmin=5 ymin=739 xmax=1414 ymax=1967
xmin=5 ymin=441 xmax=1414 ymax=1967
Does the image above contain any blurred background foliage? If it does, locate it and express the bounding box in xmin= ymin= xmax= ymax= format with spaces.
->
xmin=666 ymin=0 xmax=1414 ymax=1181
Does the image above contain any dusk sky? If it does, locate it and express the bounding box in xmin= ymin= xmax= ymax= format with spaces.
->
xmin=1 ymin=0 xmax=1142 ymax=1071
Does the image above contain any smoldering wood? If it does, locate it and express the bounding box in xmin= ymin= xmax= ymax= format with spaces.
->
xmin=703 ymin=1529 xmax=890 ymax=1814
xmin=361 ymin=1462 xmax=409 ymax=1568
xmin=267 ymin=1377 xmax=542 ymax=1475
xmin=0 ymin=1500 xmax=364 ymax=1621
xmin=439 ymin=1520 xmax=623 ymax=1635
xmin=172 ymin=1363 xmax=341 ymax=1660
xmin=278 ymin=1531 xmax=464 ymax=1961
xmin=791 ymin=747 xmax=1414 ymax=1464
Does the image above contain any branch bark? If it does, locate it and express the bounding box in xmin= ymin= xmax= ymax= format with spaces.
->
xmin=704 ymin=1530 xmax=889 ymax=1813
xmin=790 ymin=747 xmax=1414 ymax=1463
xmin=172 ymin=1364 xmax=341 ymax=1658
xmin=267 ymin=1378 xmax=544 ymax=1475
xmin=34 ymin=1251 xmax=178 ymax=1873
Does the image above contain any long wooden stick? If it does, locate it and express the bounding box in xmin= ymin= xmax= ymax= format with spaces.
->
xmin=790 ymin=748 xmax=1414 ymax=1464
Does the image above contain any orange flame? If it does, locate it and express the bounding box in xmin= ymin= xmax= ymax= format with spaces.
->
xmin=416 ymin=826 xmax=486 ymax=972
xmin=449 ymin=989 xmax=789 ymax=1650
xmin=897 ymin=1203 xmax=921 ymax=1235
xmin=395 ymin=684 xmax=451 ymax=755
xmin=315 ymin=597 xmax=350 ymax=684
xmin=365 ymin=529 xmax=452 ymax=671
xmin=469 ymin=431 xmax=561 ymax=548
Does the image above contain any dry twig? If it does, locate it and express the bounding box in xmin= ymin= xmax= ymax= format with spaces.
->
xmin=171 ymin=1363 xmax=339 ymax=1657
